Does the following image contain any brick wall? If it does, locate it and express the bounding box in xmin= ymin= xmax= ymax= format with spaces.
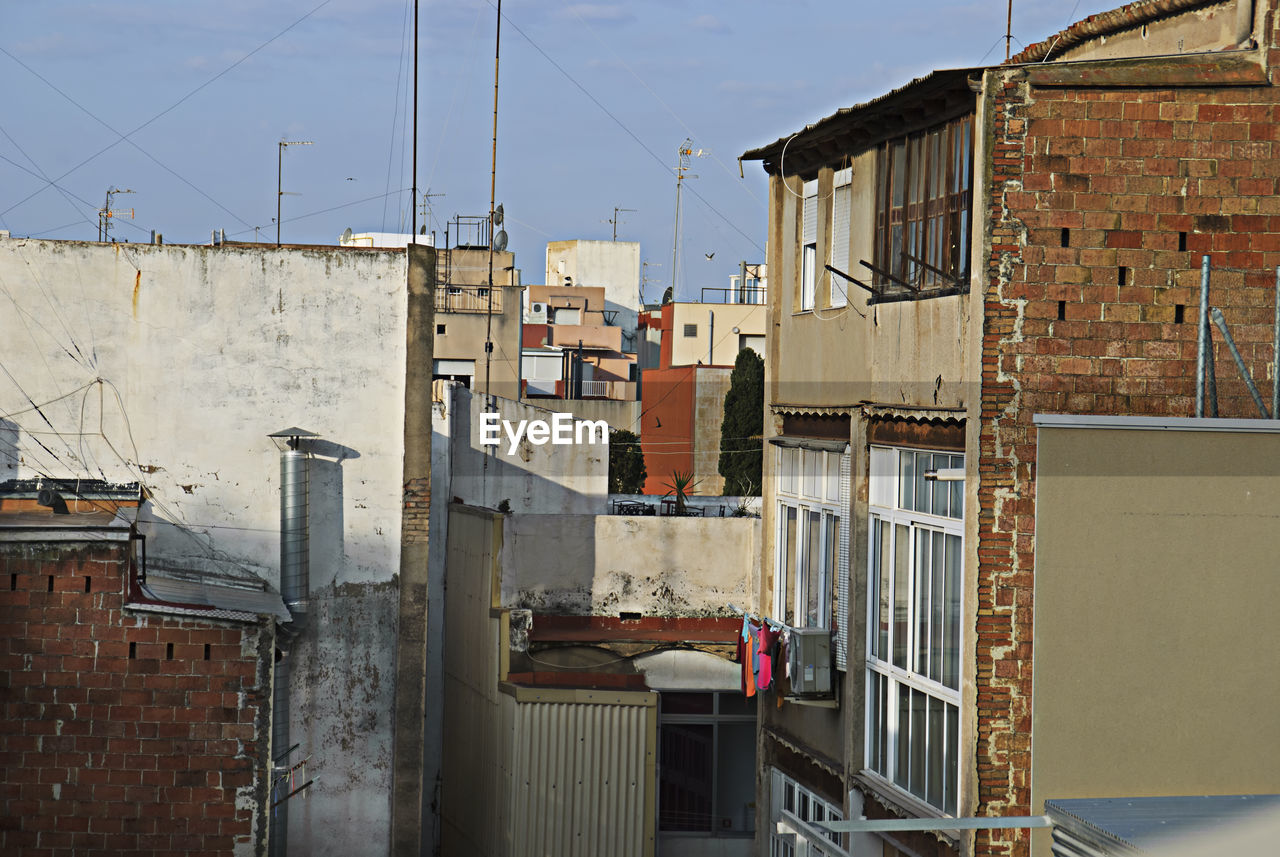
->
xmin=0 ymin=541 xmax=271 ymax=857
xmin=978 ymin=16 xmax=1280 ymax=857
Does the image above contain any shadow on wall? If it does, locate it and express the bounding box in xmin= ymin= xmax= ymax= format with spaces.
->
xmin=302 ymin=438 xmax=360 ymax=591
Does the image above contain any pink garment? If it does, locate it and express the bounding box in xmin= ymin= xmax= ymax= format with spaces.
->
xmin=756 ymin=627 xmax=781 ymax=690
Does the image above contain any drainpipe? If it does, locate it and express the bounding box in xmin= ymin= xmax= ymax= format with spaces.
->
xmin=708 ymin=310 xmax=714 ymax=365
xmin=1196 ymin=256 xmax=1210 ymax=417
xmin=267 ymin=427 xmax=317 ymax=857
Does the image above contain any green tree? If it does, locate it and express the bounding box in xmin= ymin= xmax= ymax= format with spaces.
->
xmin=608 ymin=428 xmax=647 ymax=494
xmin=719 ymin=348 xmax=764 ymax=495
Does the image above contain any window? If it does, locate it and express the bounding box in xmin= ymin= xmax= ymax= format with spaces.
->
xmin=800 ymin=179 xmax=817 ymax=311
xmin=770 ymin=769 xmax=844 ymax=856
xmin=683 ymin=323 xmax=699 ymax=337
xmin=658 ymin=692 xmax=756 ymax=836
xmin=829 ymin=167 xmax=851 ymax=308
xmin=873 ymin=115 xmax=972 ymax=295
xmin=866 ymin=446 xmax=963 ymax=815
xmin=775 ymin=446 xmax=847 ymax=633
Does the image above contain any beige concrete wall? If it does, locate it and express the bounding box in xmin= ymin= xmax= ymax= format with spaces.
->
xmin=1045 ymin=0 xmax=1247 ymax=63
xmin=441 ymin=504 xmax=506 ymax=857
xmin=668 ymin=302 xmax=765 ymax=368
xmin=534 ymin=398 xmax=641 ymax=432
xmin=1031 ymin=421 xmax=1280 ymax=855
xmin=692 ymin=367 xmax=732 ymax=494
xmin=498 ymin=514 xmax=759 ymax=616
xmin=434 ymin=281 xmax=522 ymax=399
xmin=446 ymin=386 xmax=609 ymax=515
xmin=546 ymin=240 xmax=642 ymax=350
xmin=767 ymin=151 xmax=976 ymax=410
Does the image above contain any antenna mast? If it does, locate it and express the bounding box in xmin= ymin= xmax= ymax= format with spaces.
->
xmin=669 ymin=140 xmax=705 ymax=301
xmin=412 ymin=0 xmax=419 ymax=240
xmin=484 ymin=0 xmax=502 ymax=397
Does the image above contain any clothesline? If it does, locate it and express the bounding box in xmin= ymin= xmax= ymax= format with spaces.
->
xmin=727 ymin=602 xmax=786 ymax=632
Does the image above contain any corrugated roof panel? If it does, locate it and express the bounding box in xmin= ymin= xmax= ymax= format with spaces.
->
xmin=141 ymin=576 xmax=290 ymax=621
xmin=1046 ymin=795 xmax=1280 ymax=854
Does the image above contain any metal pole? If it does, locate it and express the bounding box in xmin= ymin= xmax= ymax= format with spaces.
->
xmin=1211 ymin=307 xmax=1271 ymax=418
xmin=1207 ymin=337 xmax=1219 ymax=418
xmin=484 ymin=0 xmax=501 ymax=397
xmin=277 ymin=142 xmax=283 ymax=246
xmin=1272 ymin=266 xmax=1279 ymax=419
xmin=821 ymin=815 xmax=1052 ymax=834
xmin=1195 ymin=255 xmax=1210 ymax=416
xmin=411 ymin=0 xmax=418 ymax=242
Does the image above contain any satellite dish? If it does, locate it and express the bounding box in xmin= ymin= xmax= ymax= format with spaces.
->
xmin=341 ymin=227 xmax=353 ymax=243
xmin=493 ymin=203 xmax=504 ymax=226
xmin=493 ymin=229 xmax=508 ymax=252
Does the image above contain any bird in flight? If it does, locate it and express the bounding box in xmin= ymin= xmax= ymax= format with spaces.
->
xmin=705 ymin=252 xmax=715 ymax=260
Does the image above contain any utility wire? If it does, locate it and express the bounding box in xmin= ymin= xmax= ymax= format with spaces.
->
xmin=492 ymin=3 xmax=764 ymax=255
xmin=0 ymin=0 xmax=335 ymax=226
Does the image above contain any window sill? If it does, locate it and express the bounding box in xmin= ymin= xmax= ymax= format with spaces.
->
xmin=783 ymin=695 xmax=837 ymax=708
xmin=850 ymin=769 xmax=960 ymax=848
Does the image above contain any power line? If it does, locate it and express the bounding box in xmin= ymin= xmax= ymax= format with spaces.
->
xmin=0 ymin=0 xmax=335 ymax=227
xmin=492 ymin=3 xmax=764 ymax=256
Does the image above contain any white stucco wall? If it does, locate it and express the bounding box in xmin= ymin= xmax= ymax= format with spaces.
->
xmin=0 ymin=237 xmax=410 ymax=856
xmin=545 ymin=240 xmax=642 ymax=352
xmin=447 ymin=384 xmax=608 ymax=515
xmin=498 ymin=513 xmax=759 ymax=616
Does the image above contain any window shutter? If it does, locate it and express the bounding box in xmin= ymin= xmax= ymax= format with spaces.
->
xmin=831 ymin=179 xmax=851 ymax=308
xmin=802 ymin=180 xmax=817 ymax=244
xmin=835 ymin=447 xmax=851 ymax=671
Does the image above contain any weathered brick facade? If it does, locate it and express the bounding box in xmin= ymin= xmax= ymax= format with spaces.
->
xmin=0 ymin=541 xmax=271 ymax=857
xmin=977 ymin=10 xmax=1280 ymax=856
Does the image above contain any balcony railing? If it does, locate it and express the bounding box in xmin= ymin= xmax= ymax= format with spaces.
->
xmin=699 ymin=286 xmax=766 ymax=305
xmin=436 ymin=286 xmax=502 ymax=314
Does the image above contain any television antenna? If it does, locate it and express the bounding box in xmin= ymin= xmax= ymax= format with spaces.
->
xmin=670 ymin=139 xmax=706 ymax=300
xmin=605 ymin=206 xmax=636 ymax=241
xmin=98 ymin=187 xmax=135 ymax=242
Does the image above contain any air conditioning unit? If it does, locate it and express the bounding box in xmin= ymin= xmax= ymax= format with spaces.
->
xmin=528 ymin=301 xmax=547 ymax=324
xmin=788 ymin=628 xmax=832 ymax=698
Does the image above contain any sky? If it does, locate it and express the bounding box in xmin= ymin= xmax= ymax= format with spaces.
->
xmin=2 ymin=1 xmax=1124 ymax=301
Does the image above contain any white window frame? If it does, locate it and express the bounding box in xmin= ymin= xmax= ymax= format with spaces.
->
xmin=770 ymin=768 xmax=846 ymax=857
xmin=864 ymin=445 xmax=964 ymax=816
xmin=774 ymin=446 xmax=845 ymax=631
xmin=800 ymin=180 xmax=817 ymax=311
xmin=829 ymin=168 xmax=851 ymax=308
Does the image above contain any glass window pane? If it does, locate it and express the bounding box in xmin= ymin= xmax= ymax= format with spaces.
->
xmin=877 ymin=674 xmax=889 ymax=778
xmin=867 ymin=670 xmax=881 ymax=773
xmin=893 ymin=524 xmax=909 ymax=670
xmin=716 ymin=722 xmax=756 ymax=833
xmin=716 ymin=692 xmax=756 ymax=718
xmin=949 ymin=454 xmax=964 ymax=519
xmin=878 ymin=521 xmax=891 ymax=659
xmin=783 ymin=506 xmax=797 ymax=626
xmin=909 ymin=688 xmax=926 ymax=799
xmin=899 ymin=450 xmax=913 ymax=510
xmin=931 ymin=530 xmax=945 ymax=683
xmin=914 ymin=452 xmax=931 ymax=514
xmin=895 ymin=681 xmax=910 ymax=790
xmin=914 ymin=528 xmax=929 ymax=676
xmin=805 ymin=510 xmax=822 ymax=627
xmin=782 ymin=447 xmax=797 ymax=495
xmin=659 ymin=722 xmax=713 ymax=831
xmin=661 ymin=692 xmax=714 ymax=715
xmin=927 ymin=695 xmax=944 ymax=808
xmin=784 ymin=780 xmax=795 ymax=814
xmin=826 ymin=451 xmax=841 ymax=502
xmin=944 ymin=533 xmax=961 ymax=691
xmin=946 ymin=703 xmax=959 ymax=816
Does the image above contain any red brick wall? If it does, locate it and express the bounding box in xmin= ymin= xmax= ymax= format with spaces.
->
xmin=0 ymin=542 xmax=271 ymax=857
xmin=978 ymin=22 xmax=1280 ymax=857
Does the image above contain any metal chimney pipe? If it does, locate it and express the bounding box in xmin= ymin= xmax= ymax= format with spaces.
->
xmin=280 ymin=447 xmax=309 ymax=623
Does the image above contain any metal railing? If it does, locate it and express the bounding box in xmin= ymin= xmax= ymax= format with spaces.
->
xmin=436 ymin=286 xmax=502 ymax=314
xmin=699 ymin=286 xmax=766 ymax=305
xmin=580 ymin=380 xmax=610 ymax=398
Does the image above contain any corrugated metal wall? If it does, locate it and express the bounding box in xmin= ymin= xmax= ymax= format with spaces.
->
xmin=504 ymin=694 xmax=656 ymax=857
